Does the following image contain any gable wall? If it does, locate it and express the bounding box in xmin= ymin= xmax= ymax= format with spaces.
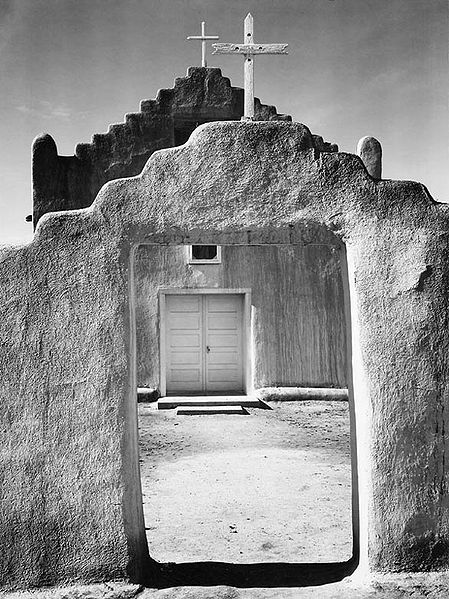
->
xmin=32 ymin=67 xmax=295 ymax=226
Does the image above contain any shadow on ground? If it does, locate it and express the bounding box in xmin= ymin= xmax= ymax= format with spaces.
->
xmin=145 ymin=557 xmax=358 ymax=588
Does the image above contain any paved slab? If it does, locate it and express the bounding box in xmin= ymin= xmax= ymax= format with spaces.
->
xmin=158 ymin=396 xmax=261 ymax=410
xmin=177 ymin=405 xmax=248 ymax=415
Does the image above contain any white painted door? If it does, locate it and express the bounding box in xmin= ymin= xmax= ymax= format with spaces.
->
xmin=165 ymin=294 xmax=203 ymax=394
xmin=165 ymin=294 xmax=244 ymax=394
xmin=204 ymin=295 xmax=243 ymax=393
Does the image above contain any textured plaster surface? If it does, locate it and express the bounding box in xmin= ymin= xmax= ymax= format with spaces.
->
xmin=32 ymin=67 xmax=297 ymax=226
xmin=2 ymin=120 xmax=449 ymax=590
xmin=357 ymin=136 xmax=382 ymax=180
xmin=32 ymin=67 xmax=337 ymax=226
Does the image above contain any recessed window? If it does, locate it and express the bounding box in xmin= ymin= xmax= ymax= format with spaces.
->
xmin=188 ymin=245 xmax=222 ymax=264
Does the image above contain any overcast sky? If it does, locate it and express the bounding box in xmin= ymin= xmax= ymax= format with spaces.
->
xmin=0 ymin=0 xmax=447 ymax=243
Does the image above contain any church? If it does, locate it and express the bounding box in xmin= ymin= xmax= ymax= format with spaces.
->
xmin=2 ymin=9 xmax=449 ymax=590
xmin=32 ymin=64 xmax=349 ymax=399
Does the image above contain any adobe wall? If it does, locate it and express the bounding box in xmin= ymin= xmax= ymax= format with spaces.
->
xmin=32 ymin=67 xmax=299 ymax=226
xmin=1 ymin=121 xmax=449 ymax=590
xmin=135 ymin=245 xmax=347 ymax=390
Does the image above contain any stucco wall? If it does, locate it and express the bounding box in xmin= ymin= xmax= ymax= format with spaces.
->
xmin=32 ymin=67 xmax=297 ymax=226
xmin=135 ymin=244 xmax=347 ymax=390
xmin=0 ymin=219 xmax=147 ymax=588
xmin=1 ymin=121 xmax=449 ymax=589
xmin=32 ymin=67 xmax=338 ymax=227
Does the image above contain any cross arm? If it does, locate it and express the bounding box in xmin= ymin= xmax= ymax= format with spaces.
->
xmin=212 ymin=43 xmax=288 ymax=55
xmin=187 ymin=35 xmax=220 ymax=40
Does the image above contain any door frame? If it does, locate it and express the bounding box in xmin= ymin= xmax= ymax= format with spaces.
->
xmin=159 ymin=288 xmax=252 ymax=397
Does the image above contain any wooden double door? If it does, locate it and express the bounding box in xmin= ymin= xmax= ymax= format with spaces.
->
xmin=165 ymin=293 xmax=244 ymax=395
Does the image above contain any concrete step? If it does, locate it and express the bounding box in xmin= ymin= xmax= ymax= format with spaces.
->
xmin=177 ymin=405 xmax=248 ymax=415
xmin=158 ymin=396 xmax=264 ymax=410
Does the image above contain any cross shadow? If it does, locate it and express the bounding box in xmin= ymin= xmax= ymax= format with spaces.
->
xmin=144 ymin=556 xmax=358 ymax=589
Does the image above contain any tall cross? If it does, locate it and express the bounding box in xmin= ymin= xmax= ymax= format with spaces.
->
xmin=187 ymin=21 xmax=219 ymax=68
xmin=212 ymin=14 xmax=288 ymax=120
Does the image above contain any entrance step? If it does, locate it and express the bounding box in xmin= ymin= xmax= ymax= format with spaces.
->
xmin=177 ymin=405 xmax=248 ymax=415
xmin=158 ymin=396 xmax=265 ymax=410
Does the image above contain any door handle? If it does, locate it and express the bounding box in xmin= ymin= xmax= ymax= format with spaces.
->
xmin=206 ymin=345 xmax=211 ymax=353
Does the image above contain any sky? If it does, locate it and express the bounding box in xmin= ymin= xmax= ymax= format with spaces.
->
xmin=0 ymin=0 xmax=447 ymax=243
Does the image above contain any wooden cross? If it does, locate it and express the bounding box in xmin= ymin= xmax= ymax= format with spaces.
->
xmin=187 ymin=21 xmax=219 ymax=68
xmin=212 ymin=13 xmax=288 ymax=120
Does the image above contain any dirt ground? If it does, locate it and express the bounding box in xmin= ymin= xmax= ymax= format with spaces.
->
xmin=8 ymin=405 xmax=449 ymax=598
xmin=138 ymin=400 xmax=352 ymax=565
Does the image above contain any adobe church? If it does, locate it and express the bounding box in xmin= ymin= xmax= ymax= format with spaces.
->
xmin=32 ymin=65 xmax=348 ymax=398
xmin=2 ymin=16 xmax=449 ymax=595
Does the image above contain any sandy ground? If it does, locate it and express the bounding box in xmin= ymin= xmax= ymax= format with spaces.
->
xmin=138 ymin=400 xmax=353 ymax=565
xmin=6 ymin=574 xmax=449 ymax=599
xmin=6 ymin=403 xmax=449 ymax=597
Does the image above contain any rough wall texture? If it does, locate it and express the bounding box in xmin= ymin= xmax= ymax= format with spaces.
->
xmin=135 ymin=244 xmax=347 ymax=389
xmin=0 ymin=219 xmax=147 ymax=589
xmin=32 ymin=67 xmax=338 ymax=226
xmin=32 ymin=67 xmax=301 ymax=226
xmin=2 ymin=121 xmax=449 ymax=589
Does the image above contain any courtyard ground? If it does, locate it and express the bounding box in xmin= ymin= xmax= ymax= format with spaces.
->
xmin=138 ymin=400 xmax=353 ymax=565
xmin=5 ymin=401 xmax=449 ymax=597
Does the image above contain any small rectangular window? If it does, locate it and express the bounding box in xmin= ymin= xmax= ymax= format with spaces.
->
xmin=187 ymin=245 xmax=222 ymax=264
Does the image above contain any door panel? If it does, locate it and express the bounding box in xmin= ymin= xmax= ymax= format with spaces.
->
xmin=171 ymin=352 xmax=201 ymax=365
xmin=165 ymin=294 xmax=244 ymax=394
xmin=208 ymin=333 xmax=239 ymax=347
xmin=207 ymin=315 xmax=238 ymax=330
xmin=169 ymin=296 xmax=200 ymax=311
xmin=170 ymin=313 xmax=201 ymax=329
xmin=205 ymin=295 xmax=243 ymax=393
xmin=208 ymin=351 xmax=240 ymax=365
xmin=166 ymin=295 xmax=204 ymax=393
xmin=207 ymin=296 xmax=239 ymax=311
xmin=171 ymin=370 xmax=201 ymax=383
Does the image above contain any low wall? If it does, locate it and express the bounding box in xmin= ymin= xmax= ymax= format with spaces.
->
xmin=256 ymin=387 xmax=349 ymax=401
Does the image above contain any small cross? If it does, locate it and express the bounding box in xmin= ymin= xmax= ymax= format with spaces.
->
xmin=187 ymin=21 xmax=219 ymax=68
xmin=212 ymin=14 xmax=288 ymax=120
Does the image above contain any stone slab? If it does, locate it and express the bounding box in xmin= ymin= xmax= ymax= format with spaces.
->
xmin=177 ymin=405 xmax=248 ymax=415
xmin=158 ymin=396 xmax=261 ymax=409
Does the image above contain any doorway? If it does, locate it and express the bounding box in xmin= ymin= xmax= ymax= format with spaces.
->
xmin=134 ymin=243 xmax=358 ymax=587
xmin=159 ymin=289 xmax=250 ymax=396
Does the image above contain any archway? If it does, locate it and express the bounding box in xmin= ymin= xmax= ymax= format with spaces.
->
xmin=129 ymin=232 xmax=360 ymax=587
xmin=3 ymin=119 xmax=446 ymax=590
